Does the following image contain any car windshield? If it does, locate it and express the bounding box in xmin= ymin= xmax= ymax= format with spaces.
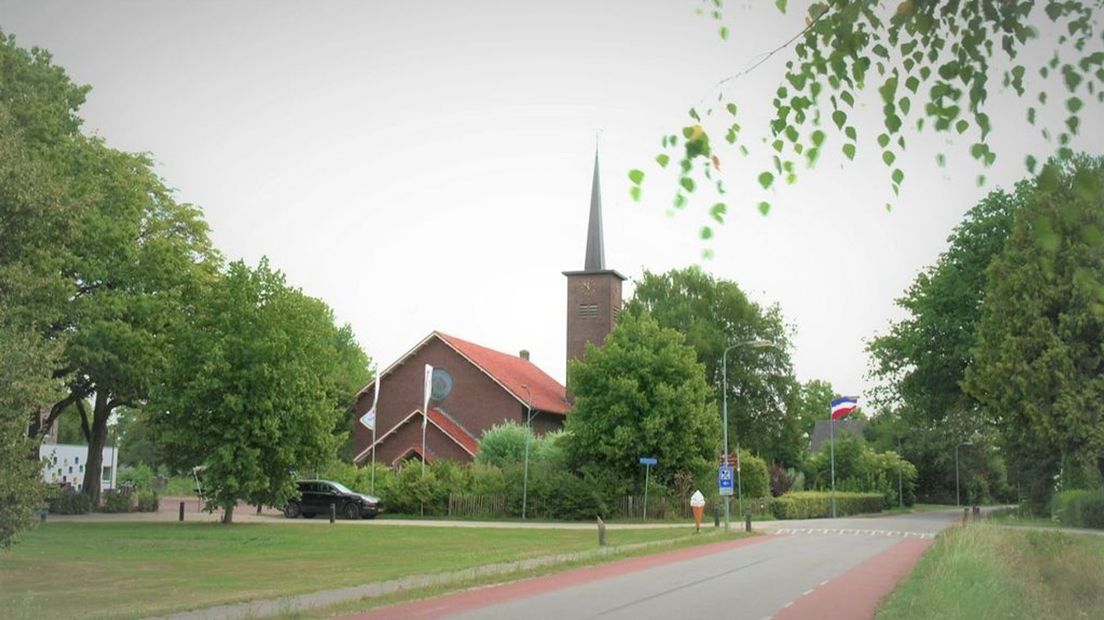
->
xmin=330 ymin=482 xmax=355 ymax=494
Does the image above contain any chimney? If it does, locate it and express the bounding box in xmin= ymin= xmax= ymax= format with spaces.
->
xmin=519 ymin=349 xmax=530 ymax=360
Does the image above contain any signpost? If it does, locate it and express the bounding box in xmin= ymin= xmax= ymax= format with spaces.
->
xmin=718 ymin=465 xmax=735 ymax=496
xmin=639 ymin=457 xmax=657 ymax=520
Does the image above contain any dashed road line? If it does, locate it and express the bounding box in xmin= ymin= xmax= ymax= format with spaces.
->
xmin=770 ymin=527 xmax=935 ymax=539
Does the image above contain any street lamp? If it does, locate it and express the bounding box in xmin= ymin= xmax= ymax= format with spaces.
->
xmin=721 ymin=338 xmax=773 ymax=532
xmin=955 ymin=441 xmax=973 ymax=507
xmin=521 ymin=384 xmax=534 ymax=520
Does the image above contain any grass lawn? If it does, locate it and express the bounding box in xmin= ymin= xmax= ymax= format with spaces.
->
xmin=0 ymin=522 xmax=707 ymax=619
xmin=877 ymin=523 xmax=1104 ymax=620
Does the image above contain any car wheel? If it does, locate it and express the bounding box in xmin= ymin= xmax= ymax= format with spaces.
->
xmin=284 ymin=502 xmax=302 ymax=518
xmin=302 ymin=512 xmax=315 ymax=518
xmin=344 ymin=503 xmax=361 ymax=520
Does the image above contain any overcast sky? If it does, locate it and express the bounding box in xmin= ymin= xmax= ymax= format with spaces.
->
xmin=2 ymin=1 xmax=1100 ymax=399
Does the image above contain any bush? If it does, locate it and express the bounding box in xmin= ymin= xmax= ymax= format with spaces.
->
xmin=475 ymin=422 xmax=531 ymax=468
xmin=738 ymin=451 xmax=770 ymax=499
xmin=383 ymin=461 xmax=444 ymax=515
xmin=47 ymin=490 xmax=91 ymax=515
xmin=1053 ymin=488 xmax=1104 ymax=529
xmin=770 ymin=491 xmax=884 ymax=519
xmin=100 ymin=489 xmax=134 ymax=513
xmin=117 ymin=464 xmax=154 ymax=491
xmin=136 ymin=491 xmax=160 ymax=512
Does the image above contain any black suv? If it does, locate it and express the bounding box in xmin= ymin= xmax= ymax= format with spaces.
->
xmin=284 ymin=480 xmax=381 ymax=519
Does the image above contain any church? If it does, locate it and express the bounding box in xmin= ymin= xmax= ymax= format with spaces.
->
xmin=352 ymin=153 xmax=626 ymax=466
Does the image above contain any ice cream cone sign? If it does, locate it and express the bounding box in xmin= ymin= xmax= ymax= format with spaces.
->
xmin=690 ymin=490 xmax=706 ymax=532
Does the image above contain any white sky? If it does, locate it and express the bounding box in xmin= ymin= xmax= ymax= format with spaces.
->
xmin=2 ymin=1 xmax=1100 ymax=396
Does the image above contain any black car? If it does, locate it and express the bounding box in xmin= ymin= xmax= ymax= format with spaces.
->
xmin=284 ymin=480 xmax=381 ymax=519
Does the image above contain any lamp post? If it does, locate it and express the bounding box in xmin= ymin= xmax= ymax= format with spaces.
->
xmin=955 ymin=441 xmax=973 ymax=507
xmin=721 ymin=339 xmax=773 ymax=532
xmin=521 ymin=385 xmax=534 ymax=520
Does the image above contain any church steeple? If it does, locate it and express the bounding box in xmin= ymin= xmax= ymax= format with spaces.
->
xmin=584 ymin=151 xmax=605 ymax=272
xmin=563 ymin=149 xmax=626 ymax=383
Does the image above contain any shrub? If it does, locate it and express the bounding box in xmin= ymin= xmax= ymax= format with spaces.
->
xmin=100 ymin=489 xmax=134 ymax=513
xmin=475 ymin=422 xmax=530 ymax=468
xmin=47 ymin=490 xmax=91 ymax=515
xmin=383 ymin=461 xmax=444 ymax=515
xmin=136 ymin=491 xmax=160 ymax=512
xmin=770 ymin=491 xmax=884 ymax=519
xmin=738 ymin=451 xmax=770 ymax=499
xmin=1053 ymin=488 xmax=1104 ymax=529
xmin=118 ymin=464 xmax=154 ymax=491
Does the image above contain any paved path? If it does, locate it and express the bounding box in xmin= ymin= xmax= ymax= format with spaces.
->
xmin=348 ymin=510 xmax=964 ymax=620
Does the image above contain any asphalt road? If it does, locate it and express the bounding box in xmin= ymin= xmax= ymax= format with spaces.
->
xmin=366 ymin=510 xmax=964 ymax=620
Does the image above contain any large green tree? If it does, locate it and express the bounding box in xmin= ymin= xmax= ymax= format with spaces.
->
xmin=792 ymin=379 xmax=836 ymax=440
xmin=966 ymin=159 xmax=1104 ymax=501
xmin=867 ymin=183 xmax=1023 ymax=500
xmin=150 ymin=260 xmax=370 ymax=523
xmin=622 ymin=267 xmax=801 ymax=465
xmin=564 ymin=312 xmax=719 ymax=489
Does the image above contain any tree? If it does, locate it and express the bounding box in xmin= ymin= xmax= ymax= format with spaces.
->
xmin=792 ymin=379 xmax=836 ymax=440
xmin=564 ymin=313 xmax=719 ymax=489
xmin=622 ymin=267 xmax=802 ymax=465
xmin=867 ymin=183 xmax=1024 ymax=500
xmin=150 ymin=260 xmax=369 ymax=523
xmin=966 ymin=159 xmax=1104 ymax=500
xmin=629 ymin=2 xmax=1104 ymax=246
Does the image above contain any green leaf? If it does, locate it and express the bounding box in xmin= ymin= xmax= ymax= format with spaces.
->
xmin=936 ymin=153 xmax=946 ymax=167
xmin=680 ymin=177 xmax=696 ymax=192
xmin=842 ymin=143 xmax=856 ymax=160
xmin=976 ymin=174 xmax=987 ymax=187
xmin=758 ymin=172 xmax=775 ymax=190
xmin=758 ymin=201 xmax=771 ymax=216
xmin=628 ymin=169 xmax=645 ymax=185
xmin=1067 ymin=96 xmax=1084 ymax=113
xmin=845 ymin=126 xmax=857 ymax=141
xmin=726 ymin=103 xmax=738 ymax=116
xmin=719 ymin=26 xmax=730 ymax=40
xmin=700 ymin=226 xmax=713 ymax=240
xmin=775 ymin=0 xmax=787 ymax=13
xmin=655 ymin=154 xmax=670 ymax=168
xmin=811 ymin=130 xmax=826 ymax=147
xmin=970 ymin=143 xmax=987 ymax=161
xmin=882 ymin=150 xmax=896 ymax=166
xmin=689 ymin=108 xmax=701 ymax=122
xmin=1026 ymin=154 xmax=1038 ymax=173
xmin=899 ymin=97 xmax=911 ymax=115
xmin=905 ymin=76 xmax=920 ymax=93
xmin=841 ymin=91 xmax=855 ymax=107
xmin=832 ymin=110 xmax=847 ymax=129
xmin=710 ymin=202 xmax=727 ymax=224
xmin=955 ymin=119 xmax=969 ymax=134
xmin=629 ymin=186 xmax=642 ymax=202
xmin=877 ymin=133 xmax=890 ymax=148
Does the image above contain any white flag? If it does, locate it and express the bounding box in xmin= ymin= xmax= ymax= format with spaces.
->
xmin=423 ymin=364 xmax=434 ymax=429
xmin=359 ymin=370 xmax=379 ymax=431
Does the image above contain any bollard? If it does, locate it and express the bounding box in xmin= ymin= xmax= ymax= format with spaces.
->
xmin=714 ymin=505 xmax=720 ymax=528
xmin=745 ymin=511 xmax=752 ymax=533
xmin=179 ymin=501 xmax=185 ymax=522
xmin=963 ymin=507 xmax=969 ymax=524
xmin=330 ymin=503 xmax=336 ymax=524
xmin=973 ymin=505 xmax=981 ymax=521
xmin=597 ymin=516 xmax=607 ymax=546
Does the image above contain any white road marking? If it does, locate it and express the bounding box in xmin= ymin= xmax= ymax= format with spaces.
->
xmin=802 ymin=589 xmax=814 ymax=596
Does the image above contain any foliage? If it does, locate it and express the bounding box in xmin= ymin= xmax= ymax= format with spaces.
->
xmin=631 ymin=2 xmax=1104 ymax=244
xmin=382 ymin=460 xmax=442 ymax=515
xmin=565 ymin=313 xmax=719 ymax=489
xmin=737 ymin=450 xmax=771 ymax=499
xmin=769 ymin=463 xmax=797 ymax=497
xmin=769 ymin=491 xmax=884 ymax=519
xmin=966 ymin=159 xmax=1104 ymax=499
xmin=99 ymin=489 xmax=133 ymax=513
xmin=46 ymin=489 xmax=91 ymax=515
xmin=791 ymin=379 xmax=836 ymax=441
xmin=114 ymin=407 xmax=163 ymax=469
xmin=474 ymin=421 xmax=531 ymax=468
xmin=623 ymin=267 xmax=801 ymax=465
xmin=804 ymin=434 xmax=917 ymax=506
xmin=135 ymin=491 xmax=160 ymax=513
xmin=150 ymin=260 xmax=368 ymax=523
xmin=1051 ymin=488 xmax=1104 ymax=529
xmin=117 ymin=464 xmax=154 ymax=492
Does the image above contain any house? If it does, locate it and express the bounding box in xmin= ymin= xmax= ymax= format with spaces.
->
xmin=352 ymin=152 xmax=624 ymax=466
xmin=39 ymin=442 xmax=119 ymax=492
xmin=809 ymin=419 xmax=868 ymax=452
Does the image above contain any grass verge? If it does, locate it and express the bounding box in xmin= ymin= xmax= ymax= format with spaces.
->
xmin=877 ymin=523 xmax=1104 ymax=620
xmin=278 ymin=529 xmax=748 ymax=618
xmin=0 ymin=521 xmax=713 ymax=619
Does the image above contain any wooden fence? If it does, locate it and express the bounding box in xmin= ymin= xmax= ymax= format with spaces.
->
xmin=447 ymin=494 xmax=508 ymax=518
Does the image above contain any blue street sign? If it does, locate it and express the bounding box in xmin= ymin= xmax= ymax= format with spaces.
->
xmin=639 ymin=457 xmax=657 ymax=466
xmin=718 ymin=465 xmax=735 ymax=496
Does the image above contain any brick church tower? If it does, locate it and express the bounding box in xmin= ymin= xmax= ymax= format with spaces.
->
xmin=563 ymin=152 xmax=626 ymax=381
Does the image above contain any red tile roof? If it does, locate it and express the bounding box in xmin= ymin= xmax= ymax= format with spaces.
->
xmin=427 ymin=407 xmax=480 ymax=455
xmin=436 ymin=332 xmax=570 ymax=415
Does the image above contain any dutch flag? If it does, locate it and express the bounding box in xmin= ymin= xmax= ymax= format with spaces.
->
xmin=830 ymin=396 xmax=859 ymax=421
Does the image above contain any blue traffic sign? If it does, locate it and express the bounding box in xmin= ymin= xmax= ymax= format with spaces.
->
xmin=639 ymin=457 xmax=657 ymax=466
xmin=718 ymin=465 xmax=735 ymax=496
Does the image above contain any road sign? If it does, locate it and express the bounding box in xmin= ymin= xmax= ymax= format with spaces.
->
xmin=718 ymin=465 xmax=734 ymax=496
xmin=639 ymin=457 xmax=657 ymax=465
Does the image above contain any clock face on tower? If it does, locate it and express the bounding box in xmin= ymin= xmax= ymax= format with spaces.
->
xmin=576 ymin=280 xmax=594 ymax=295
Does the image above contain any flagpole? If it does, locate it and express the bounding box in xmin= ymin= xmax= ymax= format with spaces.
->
xmin=371 ymin=427 xmax=376 ymax=494
xmin=830 ymin=412 xmax=837 ymax=519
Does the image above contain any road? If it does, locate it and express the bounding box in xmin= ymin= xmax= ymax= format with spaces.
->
xmin=352 ymin=510 xmax=966 ymax=620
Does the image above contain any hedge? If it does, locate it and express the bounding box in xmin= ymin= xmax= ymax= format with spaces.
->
xmin=47 ymin=490 xmax=91 ymax=515
xmin=770 ymin=491 xmax=884 ymax=519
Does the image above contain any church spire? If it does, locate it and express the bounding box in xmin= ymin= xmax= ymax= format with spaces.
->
xmin=583 ymin=150 xmax=605 ymax=272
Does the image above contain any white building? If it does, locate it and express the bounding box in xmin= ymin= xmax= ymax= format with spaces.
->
xmin=39 ymin=443 xmax=118 ymax=492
